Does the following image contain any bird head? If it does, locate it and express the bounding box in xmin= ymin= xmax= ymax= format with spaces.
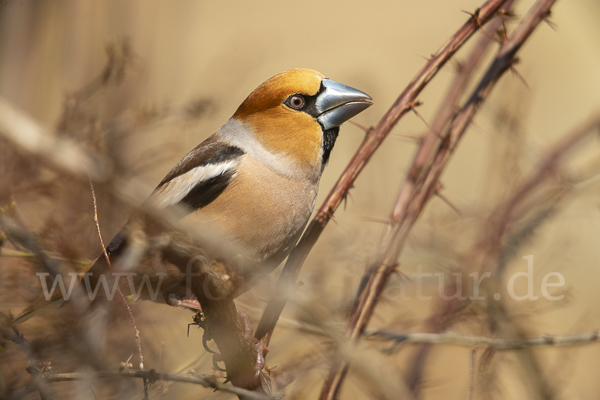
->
xmin=231 ymin=69 xmax=372 ymax=176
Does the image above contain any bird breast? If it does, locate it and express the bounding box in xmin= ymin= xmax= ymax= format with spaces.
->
xmin=187 ymin=154 xmax=318 ymax=265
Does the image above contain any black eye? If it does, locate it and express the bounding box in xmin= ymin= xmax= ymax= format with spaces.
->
xmin=287 ymin=95 xmax=305 ymax=110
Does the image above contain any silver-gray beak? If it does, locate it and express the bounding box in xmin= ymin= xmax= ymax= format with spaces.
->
xmin=316 ymin=79 xmax=373 ymax=130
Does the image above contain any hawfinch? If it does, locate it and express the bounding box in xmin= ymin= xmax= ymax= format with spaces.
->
xmin=17 ymin=69 xmax=372 ymax=320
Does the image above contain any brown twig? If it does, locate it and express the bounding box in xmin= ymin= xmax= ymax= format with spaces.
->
xmin=254 ymin=0 xmax=510 ymax=345
xmin=404 ymin=112 xmax=600 ymax=390
xmin=403 ymin=58 xmax=600 ymax=400
xmin=89 ymin=178 xmax=148 ymax=398
xmin=389 ymin=2 xmax=512 ymax=391
xmin=89 ymin=179 xmax=145 ymax=370
xmin=0 ymin=86 xmax=262 ymax=395
xmin=367 ymin=329 xmax=600 ymax=350
xmin=158 ymin=341 xmax=166 ymax=400
xmin=0 ymin=314 xmax=56 ymax=400
xmin=468 ymin=348 xmax=476 ymax=400
xmin=11 ymin=370 xmax=272 ymax=400
xmin=319 ymin=0 xmax=556 ymax=397
xmin=485 ymin=113 xmax=600 ymax=257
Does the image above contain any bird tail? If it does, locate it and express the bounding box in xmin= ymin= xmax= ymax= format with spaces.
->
xmin=13 ymin=293 xmax=64 ymax=324
xmin=14 ymin=257 xmax=100 ymax=324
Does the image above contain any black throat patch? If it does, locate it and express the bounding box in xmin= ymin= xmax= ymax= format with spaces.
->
xmin=321 ymin=126 xmax=339 ymax=169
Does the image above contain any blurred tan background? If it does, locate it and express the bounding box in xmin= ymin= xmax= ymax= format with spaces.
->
xmin=1 ymin=0 xmax=600 ymax=399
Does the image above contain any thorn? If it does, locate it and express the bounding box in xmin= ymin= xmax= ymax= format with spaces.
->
xmin=348 ymin=120 xmax=370 ymax=134
xmin=409 ymin=101 xmax=430 ymax=128
xmin=543 ymin=10 xmax=558 ymax=30
xmin=434 ymin=184 xmax=463 ymax=216
xmin=509 ymin=58 xmax=530 ymax=89
xmin=451 ymin=59 xmax=465 ymax=75
xmin=496 ymin=9 xmax=510 ymax=40
xmin=394 ymin=133 xmax=423 ymax=144
xmin=499 ymin=9 xmax=515 ymax=18
xmin=462 ymin=8 xmax=482 ymax=28
xmin=342 ymin=186 xmax=354 ymax=211
xmin=322 ymin=206 xmax=337 ymax=223
xmin=264 ymin=364 xmax=278 ymax=374
xmin=360 ymin=216 xmax=392 ymax=226
xmin=392 ymin=269 xmax=412 ymax=284
xmin=495 ymin=28 xmax=508 ymax=44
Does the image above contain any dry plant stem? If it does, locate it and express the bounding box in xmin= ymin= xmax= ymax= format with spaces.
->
xmin=0 ymin=98 xmax=235 ymax=263
xmin=0 ymin=97 xmax=107 ymax=180
xmin=404 ymin=113 xmax=600 ymax=396
xmin=158 ymin=342 xmax=166 ymax=400
xmin=407 ymin=14 xmax=600 ymax=400
xmin=320 ymin=0 xmax=557 ymax=398
xmin=254 ymin=0 xmax=510 ymax=344
xmin=0 ymin=248 xmax=90 ymax=265
xmin=12 ymin=371 xmax=271 ymax=400
xmin=389 ymin=1 xmax=513 ymax=226
xmin=369 ymin=329 xmax=600 ymax=349
xmin=486 ymin=113 xmax=600 ymax=253
xmin=405 ymin=111 xmax=600 ymax=396
xmin=468 ymin=348 xmax=476 ymax=400
xmin=0 ymin=317 xmax=56 ymax=400
xmin=89 ymin=179 xmax=145 ymax=374
xmin=90 ymin=179 xmax=149 ymax=399
xmin=383 ymin=0 xmax=510 ymax=391
xmin=0 ymin=96 xmax=259 ymax=393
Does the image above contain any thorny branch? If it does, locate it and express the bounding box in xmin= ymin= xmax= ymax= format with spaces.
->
xmin=405 ymin=111 xmax=600 ymax=396
xmin=254 ymin=0 xmax=510 ymax=345
xmin=0 ymin=2 xmax=581 ymax=398
xmin=319 ymin=0 xmax=558 ymax=398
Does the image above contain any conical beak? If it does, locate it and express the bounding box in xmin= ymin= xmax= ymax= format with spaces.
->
xmin=316 ymin=79 xmax=373 ymax=130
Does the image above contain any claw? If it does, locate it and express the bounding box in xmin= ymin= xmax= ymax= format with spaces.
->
xmin=212 ymin=353 xmax=226 ymax=372
xmin=202 ymin=331 xmax=217 ymax=354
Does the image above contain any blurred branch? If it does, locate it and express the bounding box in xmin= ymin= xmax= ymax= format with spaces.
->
xmin=468 ymin=348 xmax=476 ymax=400
xmin=320 ymin=0 xmax=557 ymax=398
xmin=485 ymin=113 xmax=600 ymax=261
xmin=403 ymin=112 xmax=600 ymax=394
xmin=89 ymin=178 xmax=147 ymax=400
xmin=403 ymin=62 xmax=600 ymax=400
xmin=0 ymin=96 xmax=233 ymax=260
xmin=368 ymin=330 xmax=600 ymax=350
xmin=0 ymin=314 xmax=56 ymax=400
xmin=12 ymin=370 xmax=272 ymax=400
xmin=0 ymin=97 xmax=109 ymax=181
xmin=0 ymin=248 xmax=90 ymax=265
xmin=255 ymin=0 xmax=510 ymax=345
xmin=0 ymin=75 xmax=261 ymax=394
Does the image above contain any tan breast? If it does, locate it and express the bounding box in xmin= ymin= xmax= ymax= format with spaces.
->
xmin=184 ymin=154 xmax=318 ymax=268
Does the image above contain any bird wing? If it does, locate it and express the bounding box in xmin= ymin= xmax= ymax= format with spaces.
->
xmin=150 ymin=138 xmax=244 ymax=211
